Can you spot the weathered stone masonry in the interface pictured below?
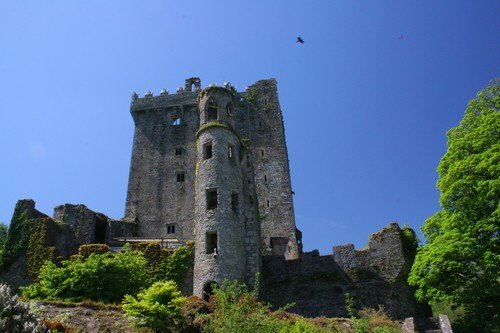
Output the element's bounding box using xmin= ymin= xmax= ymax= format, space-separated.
xmin=1 ymin=77 xmax=428 ymax=319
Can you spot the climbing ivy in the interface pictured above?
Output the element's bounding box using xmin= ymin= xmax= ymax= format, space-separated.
xmin=0 ymin=209 xmax=57 ymax=279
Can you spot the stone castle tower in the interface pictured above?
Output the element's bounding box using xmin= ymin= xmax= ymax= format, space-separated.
xmin=124 ymin=78 xmax=301 ymax=297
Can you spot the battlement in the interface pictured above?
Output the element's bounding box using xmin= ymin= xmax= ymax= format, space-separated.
xmin=130 ymin=78 xmax=242 ymax=111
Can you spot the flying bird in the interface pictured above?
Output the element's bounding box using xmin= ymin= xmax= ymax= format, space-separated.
xmin=296 ymin=36 xmax=304 ymax=44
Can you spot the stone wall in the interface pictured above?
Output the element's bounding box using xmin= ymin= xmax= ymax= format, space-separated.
xmin=0 ymin=200 xmax=127 ymax=290
xmin=261 ymin=223 xmax=430 ymax=319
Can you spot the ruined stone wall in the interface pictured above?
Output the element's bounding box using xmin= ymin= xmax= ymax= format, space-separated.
xmin=125 ymin=92 xmax=199 ymax=241
xmin=261 ymin=223 xmax=430 ymax=319
xmin=0 ymin=200 xmax=122 ymax=290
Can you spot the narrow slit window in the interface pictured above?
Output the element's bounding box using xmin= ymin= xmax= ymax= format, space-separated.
xmin=266 ymin=199 xmax=270 ymax=208
xmin=206 ymin=232 xmax=218 ymax=254
xmin=176 ymin=172 xmax=185 ymax=182
xmin=207 ymin=100 xmax=218 ymax=121
xmin=264 ymin=175 xmax=268 ymax=183
xmin=167 ymin=225 xmax=176 ymax=234
xmin=231 ymin=193 xmax=239 ymax=214
xmin=172 ymin=117 xmax=181 ymax=126
xmin=228 ymin=145 xmax=234 ymax=160
xmin=259 ymin=121 xmax=262 ymax=129
xmin=226 ymin=102 xmax=234 ymax=116
xmin=203 ymin=142 xmax=213 ymax=160
xmin=261 ymin=150 xmax=265 ymax=157
xmin=175 ymin=148 xmax=183 ymax=156
xmin=206 ymin=189 xmax=218 ymax=210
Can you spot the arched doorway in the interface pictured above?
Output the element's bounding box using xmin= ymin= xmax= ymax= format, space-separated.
xmin=202 ymin=281 xmax=218 ymax=302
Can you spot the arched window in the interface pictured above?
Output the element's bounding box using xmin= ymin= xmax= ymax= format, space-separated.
xmin=206 ymin=99 xmax=218 ymax=121
xmin=226 ymin=102 xmax=234 ymax=116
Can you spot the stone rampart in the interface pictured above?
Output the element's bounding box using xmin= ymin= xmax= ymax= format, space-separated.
xmin=261 ymin=223 xmax=430 ymax=319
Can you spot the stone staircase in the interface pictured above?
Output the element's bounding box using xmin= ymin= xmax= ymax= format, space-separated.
xmin=402 ymin=315 xmax=453 ymax=333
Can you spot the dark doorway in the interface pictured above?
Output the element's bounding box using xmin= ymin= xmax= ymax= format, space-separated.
xmin=94 ymin=216 xmax=107 ymax=244
xmin=203 ymin=281 xmax=218 ymax=302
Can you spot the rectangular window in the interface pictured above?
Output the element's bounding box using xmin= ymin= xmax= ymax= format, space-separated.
xmin=261 ymin=149 xmax=265 ymax=157
xmin=167 ymin=225 xmax=176 ymax=234
xmin=176 ymin=172 xmax=185 ymax=182
xmin=172 ymin=117 xmax=181 ymax=126
xmin=203 ymin=142 xmax=213 ymax=160
xmin=206 ymin=189 xmax=218 ymax=210
xmin=228 ymin=145 xmax=234 ymax=160
xmin=175 ymin=148 xmax=183 ymax=156
xmin=264 ymin=175 xmax=268 ymax=183
xmin=206 ymin=232 xmax=218 ymax=254
xmin=266 ymin=199 xmax=270 ymax=208
xmin=231 ymin=193 xmax=239 ymax=214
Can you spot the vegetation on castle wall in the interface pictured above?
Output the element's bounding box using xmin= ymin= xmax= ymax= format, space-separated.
xmin=0 ymin=211 xmax=56 ymax=279
xmin=400 ymin=225 xmax=418 ymax=261
xmin=22 ymin=242 xmax=194 ymax=305
xmin=78 ymin=244 xmax=110 ymax=258
xmin=22 ymin=244 xmax=148 ymax=303
xmin=0 ymin=223 xmax=8 ymax=255
xmin=26 ymin=218 xmax=57 ymax=279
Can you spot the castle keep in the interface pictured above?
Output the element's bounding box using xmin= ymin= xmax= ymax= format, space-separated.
xmin=125 ymin=78 xmax=301 ymax=296
xmin=0 ymin=77 xmax=428 ymax=319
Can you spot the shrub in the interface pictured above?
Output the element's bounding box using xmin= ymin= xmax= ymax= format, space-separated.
xmin=23 ymin=244 xmax=148 ymax=303
xmin=0 ymin=283 xmax=46 ymax=332
xmin=358 ymin=307 xmax=400 ymax=331
xmin=203 ymin=280 xmax=289 ymax=333
xmin=78 ymin=244 xmax=110 ymax=258
xmin=122 ymin=280 xmax=186 ymax=333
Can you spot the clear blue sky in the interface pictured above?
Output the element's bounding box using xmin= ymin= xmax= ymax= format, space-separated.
xmin=1 ymin=1 xmax=499 ymax=254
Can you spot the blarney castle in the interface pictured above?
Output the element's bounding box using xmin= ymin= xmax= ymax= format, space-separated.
xmin=0 ymin=78 xmax=429 ymax=319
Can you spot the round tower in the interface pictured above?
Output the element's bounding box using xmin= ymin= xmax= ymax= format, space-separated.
xmin=193 ymin=85 xmax=246 ymax=300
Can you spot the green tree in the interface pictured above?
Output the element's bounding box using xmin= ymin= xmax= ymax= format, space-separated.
xmin=122 ymin=280 xmax=186 ymax=333
xmin=409 ymin=80 xmax=499 ymax=332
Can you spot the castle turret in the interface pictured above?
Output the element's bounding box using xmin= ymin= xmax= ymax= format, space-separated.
xmin=193 ymin=85 xmax=247 ymax=299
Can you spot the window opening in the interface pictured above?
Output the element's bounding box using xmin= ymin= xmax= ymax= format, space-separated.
xmin=266 ymin=199 xmax=270 ymax=208
xmin=206 ymin=232 xmax=218 ymax=254
xmin=176 ymin=172 xmax=185 ymax=182
xmin=172 ymin=117 xmax=181 ymax=125
xmin=175 ymin=148 xmax=183 ymax=156
xmin=261 ymin=150 xmax=265 ymax=157
xmin=231 ymin=193 xmax=239 ymax=214
xmin=228 ymin=145 xmax=234 ymax=160
xmin=259 ymin=121 xmax=262 ymax=129
xmin=203 ymin=281 xmax=218 ymax=302
xmin=264 ymin=175 xmax=268 ymax=183
xmin=167 ymin=225 xmax=176 ymax=234
xmin=264 ymin=99 xmax=268 ymax=106
xmin=207 ymin=99 xmax=218 ymax=121
xmin=206 ymin=189 xmax=218 ymax=210
xmin=203 ymin=142 xmax=213 ymax=160
xmin=226 ymin=102 xmax=234 ymax=116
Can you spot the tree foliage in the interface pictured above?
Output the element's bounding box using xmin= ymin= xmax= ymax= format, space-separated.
xmin=122 ymin=280 xmax=186 ymax=333
xmin=409 ymin=80 xmax=499 ymax=332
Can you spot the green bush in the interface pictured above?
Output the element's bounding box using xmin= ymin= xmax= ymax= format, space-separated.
xmin=22 ymin=244 xmax=147 ymax=303
xmin=203 ymin=279 xmax=289 ymax=333
xmin=122 ymin=280 xmax=186 ymax=333
xmin=78 ymin=244 xmax=110 ymax=258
